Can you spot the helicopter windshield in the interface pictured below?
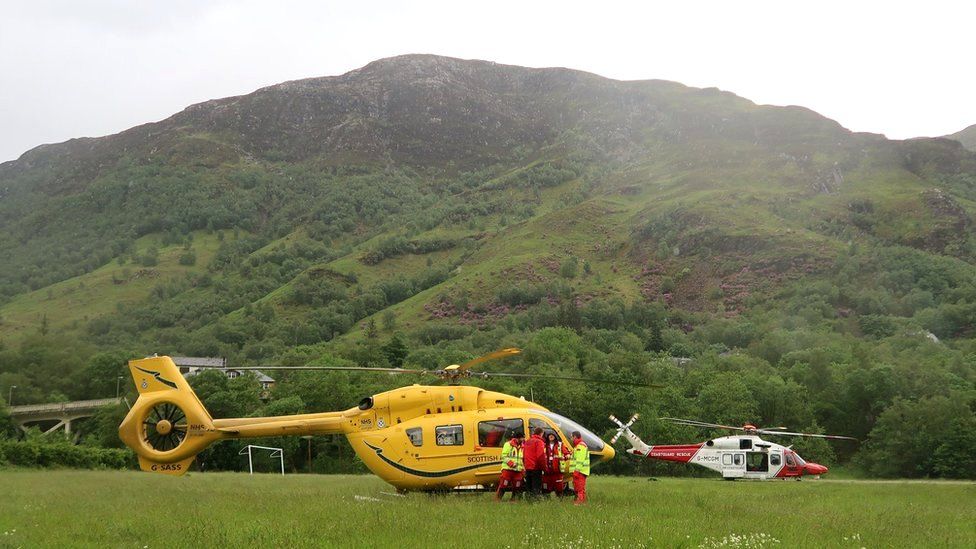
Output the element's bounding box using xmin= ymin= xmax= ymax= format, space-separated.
xmin=535 ymin=410 xmax=605 ymax=451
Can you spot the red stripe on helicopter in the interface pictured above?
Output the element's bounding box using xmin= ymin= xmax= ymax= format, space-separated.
xmin=644 ymin=444 xmax=703 ymax=462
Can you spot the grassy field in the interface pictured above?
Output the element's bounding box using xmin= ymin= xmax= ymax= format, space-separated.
xmin=0 ymin=471 xmax=973 ymax=548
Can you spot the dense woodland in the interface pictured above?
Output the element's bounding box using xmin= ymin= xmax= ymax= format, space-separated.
xmin=1 ymin=56 xmax=975 ymax=478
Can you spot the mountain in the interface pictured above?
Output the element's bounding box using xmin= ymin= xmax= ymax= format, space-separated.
xmin=946 ymin=123 xmax=976 ymax=151
xmin=3 ymin=53 xmax=976 ymax=348
xmin=2 ymin=55 xmax=975 ymax=478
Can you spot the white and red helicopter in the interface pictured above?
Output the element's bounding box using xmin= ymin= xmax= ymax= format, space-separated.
xmin=609 ymin=415 xmax=858 ymax=480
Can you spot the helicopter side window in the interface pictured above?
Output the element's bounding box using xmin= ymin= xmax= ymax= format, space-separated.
xmin=739 ymin=439 xmax=752 ymax=450
xmin=733 ymin=454 xmax=743 ymax=466
xmin=722 ymin=454 xmax=732 ymax=465
xmin=435 ymin=424 xmax=464 ymax=446
xmin=785 ymin=454 xmax=796 ymax=467
xmin=478 ymin=419 xmax=523 ymax=448
xmin=770 ymin=453 xmax=781 ymax=467
xmin=405 ymin=427 xmax=423 ymax=447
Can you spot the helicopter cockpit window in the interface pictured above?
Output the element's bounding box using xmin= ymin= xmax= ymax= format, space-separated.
xmin=534 ymin=411 xmax=605 ymax=451
xmin=785 ymin=454 xmax=796 ymax=467
xmin=529 ymin=418 xmax=559 ymax=440
xmin=435 ymin=424 xmax=464 ymax=446
xmin=405 ymin=427 xmax=423 ymax=447
xmin=478 ymin=419 xmax=523 ymax=447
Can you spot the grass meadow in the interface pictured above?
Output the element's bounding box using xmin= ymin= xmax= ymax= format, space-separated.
xmin=0 ymin=470 xmax=973 ymax=548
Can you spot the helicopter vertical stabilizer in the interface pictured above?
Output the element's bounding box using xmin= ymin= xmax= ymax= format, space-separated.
xmin=609 ymin=414 xmax=651 ymax=456
xmin=118 ymin=356 xmax=218 ymax=475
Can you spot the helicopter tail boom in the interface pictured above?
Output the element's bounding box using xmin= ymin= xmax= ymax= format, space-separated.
xmin=119 ymin=356 xmax=355 ymax=475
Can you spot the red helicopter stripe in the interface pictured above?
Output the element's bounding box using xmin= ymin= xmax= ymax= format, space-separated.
xmin=644 ymin=444 xmax=703 ymax=462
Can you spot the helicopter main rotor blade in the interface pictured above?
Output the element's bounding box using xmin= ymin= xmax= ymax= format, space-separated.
xmin=470 ymin=371 xmax=663 ymax=388
xmin=660 ymin=417 xmax=745 ymax=431
xmin=452 ymin=348 xmax=522 ymax=372
xmin=190 ymin=366 xmax=429 ymax=375
xmin=756 ymin=429 xmax=859 ymax=441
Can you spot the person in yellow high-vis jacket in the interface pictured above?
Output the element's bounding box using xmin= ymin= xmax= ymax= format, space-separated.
xmin=570 ymin=431 xmax=590 ymax=504
xmin=495 ymin=431 xmax=525 ymax=501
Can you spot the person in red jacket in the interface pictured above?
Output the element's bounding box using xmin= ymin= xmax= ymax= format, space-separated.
xmin=521 ymin=427 xmax=546 ymax=498
xmin=542 ymin=431 xmax=571 ymax=496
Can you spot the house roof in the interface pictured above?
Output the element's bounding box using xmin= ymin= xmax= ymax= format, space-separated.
xmin=181 ymin=367 xmax=274 ymax=384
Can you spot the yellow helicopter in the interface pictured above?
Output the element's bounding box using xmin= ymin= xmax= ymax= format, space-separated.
xmin=119 ymin=349 xmax=649 ymax=491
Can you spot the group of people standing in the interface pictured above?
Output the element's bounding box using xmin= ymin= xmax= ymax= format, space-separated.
xmin=495 ymin=427 xmax=590 ymax=504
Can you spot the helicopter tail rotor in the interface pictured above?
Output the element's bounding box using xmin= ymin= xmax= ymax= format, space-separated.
xmin=609 ymin=413 xmax=640 ymax=444
xmin=118 ymin=356 xmax=220 ymax=475
xmin=609 ymin=413 xmax=651 ymax=455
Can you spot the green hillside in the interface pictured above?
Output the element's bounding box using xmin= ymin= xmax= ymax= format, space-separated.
xmin=1 ymin=55 xmax=975 ymax=478
xmin=947 ymin=123 xmax=976 ymax=151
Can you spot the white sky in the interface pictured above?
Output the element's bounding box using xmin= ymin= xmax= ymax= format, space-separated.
xmin=1 ymin=0 xmax=974 ymax=162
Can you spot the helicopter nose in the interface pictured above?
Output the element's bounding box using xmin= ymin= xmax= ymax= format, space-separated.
xmin=804 ymin=462 xmax=828 ymax=476
xmin=595 ymin=443 xmax=616 ymax=462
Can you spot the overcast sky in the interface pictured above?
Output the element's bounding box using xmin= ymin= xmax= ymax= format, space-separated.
xmin=1 ymin=1 xmax=973 ymax=162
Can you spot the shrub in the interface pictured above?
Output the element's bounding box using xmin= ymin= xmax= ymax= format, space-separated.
xmin=178 ymin=250 xmax=197 ymax=266
xmin=560 ymin=257 xmax=578 ymax=279
xmin=0 ymin=440 xmax=135 ymax=470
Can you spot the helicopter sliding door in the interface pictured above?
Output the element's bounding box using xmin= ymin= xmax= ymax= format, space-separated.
xmin=743 ymin=451 xmax=770 ymax=479
xmin=720 ymin=452 xmax=746 ymax=478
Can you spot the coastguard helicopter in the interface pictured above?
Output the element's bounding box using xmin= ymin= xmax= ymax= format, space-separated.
xmin=119 ymin=349 xmax=651 ymax=491
xmin=608 ymin=415 xmax=857 ymax=480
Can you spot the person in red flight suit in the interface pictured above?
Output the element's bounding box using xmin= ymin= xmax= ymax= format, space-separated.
xmin=571 ymin=431 xmax=590 ymax=505
xmin=483 ymin=425 xmax=505 ymax=448
xmin=542 ymin=431 xmax=571 ymax=496
xmin=495 ymin=431 xmax=524 ymax=501
xmin=521 ymin=427 xmax=546 ymax=498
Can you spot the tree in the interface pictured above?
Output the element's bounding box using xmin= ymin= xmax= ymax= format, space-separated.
xmin=382 ymin=310 xmax=396 ymax=332
xmin=364 ymin=318 xmax=379 ymax=339
xmin=381 ymin=333 xmax=409 ymax=368
xmin=140 ymin=247 xmax=159 ymax=267
xmin=645 ymin=322 xmax=664 ymax=352
xmin=858 ymin=394 xmax=976 ymax=479
xmin=69 ymin=350 xmax=131 ymax=400
xmin=695 ymin=373 xmax=757 ymax=426
xmin=560 ymin=257 xmax=578 ymax=279
xmin=556 ymin=300 xmax=582 ymax=332
xmin=178 ymin=249 xmax=197 ymax=266
xmin=0 ymin=401 xmax=16 ymax=438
